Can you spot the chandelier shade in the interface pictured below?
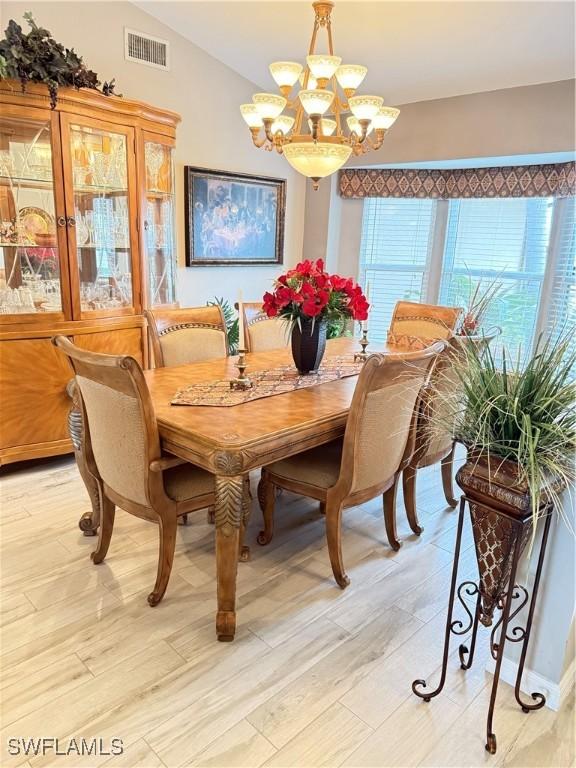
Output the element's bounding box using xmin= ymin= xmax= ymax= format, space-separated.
xmin=283 ymin=142 xmax=352 ymax=179
xmin=299 ymin=72 xmax=318 ymax=90
xmin=269 ymin=61 xmax=303 ymax=90
xmin=335 ymin=64 xmax=367 ymax=94
xmin=240 ymin=1 xmax=400 ymax=188
xmin=308 ymin=117 xmax=337 ymax=136
xmin=299 ymin=89 xmax=334 ymax=116
xmin=372 ymin=106 xmax=400 ymax=130
xmin=252 ymin=93 xmax=287 ymax=119
xmin=240 ymin=104 xmax=263 ymax=128
xmin=306 ymin=55 xmax=342 ymax=83
xmin=347 ymin=115 xmax=373 ymax=137
xmin=348 ymin=95 xmax=384 ymax=120
xmin=272 ymin=115 xmax=295 ymax=135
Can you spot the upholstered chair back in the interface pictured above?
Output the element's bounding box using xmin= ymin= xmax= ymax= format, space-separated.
xmin=340 ymin=345 xmax=444 ymax=494
xmin=242 ymin=302 xmax=290 ymax=352
xmin=387 ymin=301 xmax=462 ymax=349
xmin=146 ymin=306 xmax=228 ymax=367
xmin=412 ymin=327 xmax=502 ymax=468
xmin=53 ymin=336 xmax=160 ymax=508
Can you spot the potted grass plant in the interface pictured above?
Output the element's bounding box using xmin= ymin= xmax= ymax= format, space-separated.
xmin=444 ymin=334 xmax=575 ymax=625
xmin=456 ymin=277 xmax=504 ymax=337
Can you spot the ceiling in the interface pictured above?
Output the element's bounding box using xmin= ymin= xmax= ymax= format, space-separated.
xmin=135 ymin=1 xmax=575 ymax=105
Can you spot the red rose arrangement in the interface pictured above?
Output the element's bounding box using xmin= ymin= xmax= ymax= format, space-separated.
xmin=263 ymin=258 xmax=369 ymax=327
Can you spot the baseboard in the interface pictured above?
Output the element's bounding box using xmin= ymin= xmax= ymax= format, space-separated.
xmin=485 ymin=654 xmax=575 ymax=711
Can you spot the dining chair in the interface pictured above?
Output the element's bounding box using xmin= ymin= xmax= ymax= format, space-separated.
xmin=53 ymin=336 xmax=217 ymax=607
xmin=145 ymin=305 xmax=228 ymax=367
xmin=402 ymin=327 xmax=502 ymax=536
xmin=257 ymin=343 xmax=444 ymax=588
xmin=240 ymin=302 xmax=290 ymax=352
xmin=387 ymin=300 xmax=463 ymax=349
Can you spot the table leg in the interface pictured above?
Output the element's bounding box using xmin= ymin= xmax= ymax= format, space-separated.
xmin=214 ymin=473 xmax=244 ymax=641
xmin=239 ymin=474 xmax=252 ymax=563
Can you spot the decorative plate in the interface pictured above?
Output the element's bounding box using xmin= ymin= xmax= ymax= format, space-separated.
xmin=18 ymin=207 xmax=55 ymax=245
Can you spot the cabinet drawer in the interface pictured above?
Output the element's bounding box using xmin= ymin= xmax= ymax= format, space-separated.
xmin=73 ymin=327 xmax=144 ymax=364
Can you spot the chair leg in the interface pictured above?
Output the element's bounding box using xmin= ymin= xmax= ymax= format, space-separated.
xmin=257 ymin=475 xmax=276 ymax=545
xmin=179 ymin=513 xmax=189 ymax=526
xmin=325 ymin=500 xmax=349 ymax=589
xmin=90 ymin=492 xmax=115 ymax=564
xmin=383 ymin=475 xmax=401 ymax=551
xmin=148 ymin=514 xmax=178 ymax=607
xmin=441 ymin=445 xmax=458 ymax=507
xmin=403 ymin=466 xmax=423 ymax=535
xmin=207 ymin=506 xmax=215 ymax=524
xmin=319 ymin=502 xmax=326 ymax=515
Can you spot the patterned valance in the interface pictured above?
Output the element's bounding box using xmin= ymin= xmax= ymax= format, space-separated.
xmin=339 ymin=162 xmax=576 ymax=199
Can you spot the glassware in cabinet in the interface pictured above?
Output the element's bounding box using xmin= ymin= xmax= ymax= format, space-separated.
xmin=0 ymin=114 xmax=64 ymax=316
xmin=68 ymin=123 xmax=134 ymax=312
xmin=143 ymin=140 xmax=176 ymax=306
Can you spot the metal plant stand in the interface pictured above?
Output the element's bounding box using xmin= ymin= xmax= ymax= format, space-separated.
xmin=412 ymin=495 xmax=552 ymax=755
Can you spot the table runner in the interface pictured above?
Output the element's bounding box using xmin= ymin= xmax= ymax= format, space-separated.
xmin=171 ymin=355 xmax=364 ymax=407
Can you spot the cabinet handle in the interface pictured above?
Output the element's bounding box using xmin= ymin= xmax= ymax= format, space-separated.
xmin=57 ymin=216 xmax=67 ymax=227
xmin=67 ymin=216 xmax=76 ymax=227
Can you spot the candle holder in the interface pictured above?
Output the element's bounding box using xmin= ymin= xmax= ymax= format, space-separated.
xmin=354 ymin=328 xmax=370 ymax=362
xmin=230 ymin=348 xmax=253 ymax=390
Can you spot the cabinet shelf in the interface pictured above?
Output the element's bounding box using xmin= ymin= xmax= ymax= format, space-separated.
xmin=0 ymin=241 xmax=55 ymax=248
xmin=74 ymin=182 xmax=129 ymax=195
xmin=0 ymin=174 xmax=53 ymax=189
xmin=75 ymin=244 xmax=130 ymax=251
xmin=146 ymin=189 xmax=175 ymax=199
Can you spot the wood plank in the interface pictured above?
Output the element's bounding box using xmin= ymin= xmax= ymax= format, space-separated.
xmin=262 ymin=702 xmax=372 ymax=768
xmin=246 ymin=607 xmax=423 ymax=749
xmin=190 ymin=721 xmax=276 ymax=768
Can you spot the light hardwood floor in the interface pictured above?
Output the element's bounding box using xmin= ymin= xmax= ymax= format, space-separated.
xmin=1 ymin=454 xmax=574 ymax=768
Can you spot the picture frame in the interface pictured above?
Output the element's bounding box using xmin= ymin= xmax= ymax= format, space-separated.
xmin=184 ymin=166 xmax=286 ymax=266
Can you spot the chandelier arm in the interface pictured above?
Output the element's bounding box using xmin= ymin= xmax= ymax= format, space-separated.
xmin=308 ymin=19 xmax=320 ymax=56
xmin=294 ymin=101 xmax=305 ymax=135
xmin=263 ymin=118 xmax=275 ymax=142
xmin=372 ymin=129 xmax=386 ymax=150
xmin=333 ymin=82 xmax=343 ymax=137
xmin=250 ymin=128 xmax=269 ymax=149
xmin=326 ymin=17 xmax=334 ymax=56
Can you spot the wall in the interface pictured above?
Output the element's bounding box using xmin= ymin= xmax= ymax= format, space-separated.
xmin=348 ymin=79 xmax=575 ymax=167
xmin=486 ymin=496 xmax=576 ymax=710
xmin=303 ymin=79 xmax=576 ymax=275
xmin=1 ymin=1 xmax=306 ymax=306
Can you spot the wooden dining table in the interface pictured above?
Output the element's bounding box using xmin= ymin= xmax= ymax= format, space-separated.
xmin=144 ymin=336 xmax=390 ymax=641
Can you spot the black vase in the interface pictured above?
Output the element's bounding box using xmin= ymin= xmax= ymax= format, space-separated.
xmin=291 ymin=318 xmax=327 ymax=374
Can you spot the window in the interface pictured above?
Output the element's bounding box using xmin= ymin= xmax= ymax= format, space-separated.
xmin=359 ymin=198 xmax=435 ymax=339
xmin=439 ymin=198 xmax=553 ymax=360
xmin=359 ymin=194 xmax=574 ymax=362
xmin=544 ymin=197 xmax=576 ymax=356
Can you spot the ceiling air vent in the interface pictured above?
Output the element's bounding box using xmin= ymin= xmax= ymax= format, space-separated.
xmin=124 ymin=28 xmax=170 ymax=71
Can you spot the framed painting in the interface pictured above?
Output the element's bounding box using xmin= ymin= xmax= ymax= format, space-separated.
xmin=184 ymin=167 xmax=286 ymax=266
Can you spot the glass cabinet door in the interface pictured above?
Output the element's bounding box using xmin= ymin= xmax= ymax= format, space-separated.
xmin=142 ymin=138 xmax=176 ymax=306
xmin=0 ymin=111 xmax=68 ymax=320
xmin=63 ymin=118 xmax=138 ymax=316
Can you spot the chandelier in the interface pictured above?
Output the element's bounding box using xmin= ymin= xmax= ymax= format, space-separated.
xmin=239 ymin=1 xmax=399 ymax=190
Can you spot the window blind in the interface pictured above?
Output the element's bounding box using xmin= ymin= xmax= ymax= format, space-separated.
xmin=545 ymin=198 xmax=576 ymax=356
xmin=359 ymin=198 xmax=436 ymax=341
xmin=438 ymin=198 xmax=553 ymax=361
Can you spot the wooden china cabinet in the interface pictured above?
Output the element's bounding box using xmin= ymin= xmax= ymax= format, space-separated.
xmin=0 ymin=82 xmax=180 ymax=466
